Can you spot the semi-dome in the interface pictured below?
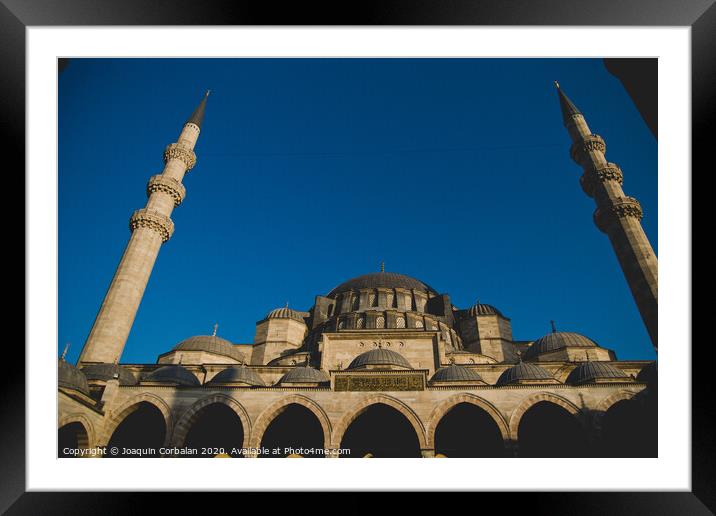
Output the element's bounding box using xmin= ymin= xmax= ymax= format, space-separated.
xmin=145 ymin=365 xmax=200 ymax=386
xmin=566 ymin=361 xmax=631 ymax=385
xmin=80 ymin=363 xmax=138 ymax=386
xmin=430 ymin=364 xmax=483 ymax=383
xmin=328 ymin=272 xmax=437 ymax=297
xmin=496 ymin=362 xmax=555 ymax=386
xmin=636 ymin=361 xmax=657 ymax=385
xmin=58 ymin=360 xmax=90 ymax=395
xmin=348 ymin=348 xmax=412 ymax=370
xmin=264 ymin=307 xmax=306 ymax=323
xmin=207 ymin=365 xmax=265 ymax=386
xmin=524 ymin=331 xmax=599 ymax=359
xmin=173 ymin=335 xmax=247 ymax=362
xmin=280 ymin=366 xmax=329 ymax=384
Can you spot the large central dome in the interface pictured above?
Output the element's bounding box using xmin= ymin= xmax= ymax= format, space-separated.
xmin=328 ymin=272 xmax=437 ymax=297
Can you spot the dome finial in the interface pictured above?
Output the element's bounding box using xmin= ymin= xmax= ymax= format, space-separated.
xmin=60 ymin=342 xmax=70 ymax=361
xmin=554 ymin=80 xmax=560 ymax=89
xmin=380 ymin=261 xmax=385 ymax=273
xmin=212 ymin=322 xmax=218 ymax=337
xmin=550 ymin=320 xmax=557 ymax=333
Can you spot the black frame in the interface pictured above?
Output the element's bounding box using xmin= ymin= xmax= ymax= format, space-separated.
xmin=5 ymin=0 xmax=707 ymax=513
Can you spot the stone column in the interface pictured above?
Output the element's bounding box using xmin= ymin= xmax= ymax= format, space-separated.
xmin=79 ymin=94 xmax=208 ymax=364
xmin=557 ymin=84 xmax=658 ymax=351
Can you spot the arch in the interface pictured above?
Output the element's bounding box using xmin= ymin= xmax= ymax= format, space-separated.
xmin=332 ymin=394 xmax=427 ymax=449
xmin=426 ymin=394 xmax=509 ymax=447
xmin=58 ymin=413 xmax=96 ymax=449
xmin=508 ymin=392 xmax=582 ymax=441
xmin=249 ymin=395 xmax=332 ymax=450
xmin=171 ymin=393 xmax=251 ymax=450
xmin=101 ymin=392 xmax=173 ymax=447
xmin=596 ymin=389 xmax=638 ymax=413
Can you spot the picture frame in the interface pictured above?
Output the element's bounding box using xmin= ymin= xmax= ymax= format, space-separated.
xmin=4 ymin=0 xmax=707 ymax=512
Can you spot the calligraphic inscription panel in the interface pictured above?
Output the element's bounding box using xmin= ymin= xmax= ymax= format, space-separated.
xmin=334 ymin=374 xmax=424 ymax=391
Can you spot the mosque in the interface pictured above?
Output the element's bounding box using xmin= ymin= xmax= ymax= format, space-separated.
xmin=58 ymin=85 xmax=658 ymax=458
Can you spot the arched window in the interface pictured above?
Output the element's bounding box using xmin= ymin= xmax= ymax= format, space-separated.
xmin=375 ymin=316 xmax=385 ymax=329
xmin=396 ymin=317 xmax=406 ymax=329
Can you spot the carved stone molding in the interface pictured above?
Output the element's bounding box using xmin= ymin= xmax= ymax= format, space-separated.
xmin=580 ymin=162 xmax=624 ymax=197
xmin=147 ymin=175 xmax=186 ymax=206
xmin=593 ymin=196 xmax=643 ymax=232
xmin=129 ymin=208 xmax=175 ymax=242
xmin=163 ymin=143 xmax=196 ymax=171
xmin=570 ymin=134 xmax=606 ymax=164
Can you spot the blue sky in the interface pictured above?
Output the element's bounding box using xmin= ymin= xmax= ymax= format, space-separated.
xmin=59 ymin=58 xmax=657 ymax=364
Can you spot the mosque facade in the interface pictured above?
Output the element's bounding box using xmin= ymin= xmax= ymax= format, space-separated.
xmin=58 ymin=85 xmax=658 ymax=458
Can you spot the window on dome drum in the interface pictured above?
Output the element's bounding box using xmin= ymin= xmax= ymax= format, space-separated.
xmin=415 ymin=319 xmax=424 ymax=329
xmin=517 ymin=402 xmax=587 ymax=458
xmin=340 ymin=403 xmax=421 ymax=458
xmin=387 ymin=293 xmax=394 ymax=308
xmin=356 ymin=317 xmax=365 ymax=329
xmin=259 ymin=404 xmax=325 ymax=458
xmin=376 ymin=316 xmax=385 ymax=329
xmin=434 ymin=403 xmax=506 ymax=458
xmin=58 ymin=422 xmax=89 ymax=457
xmin=107 ymin=402 xmax=166 ymax=458
xmin=369 ymin=293 xmax=376 ymax=307
xmin=396 ymin=317 xmax=406 ymax=329
xmin=404 ymin=295 xmax=413 ymax=310
xmin=183 ymin=403 xmax=245 ymax=457
xmin=352 ymin=295 xmax=360 ymax=311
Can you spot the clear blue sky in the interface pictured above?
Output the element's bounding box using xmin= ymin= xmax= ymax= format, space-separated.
xmin=59 ymin=58 xmax=657 ymax=364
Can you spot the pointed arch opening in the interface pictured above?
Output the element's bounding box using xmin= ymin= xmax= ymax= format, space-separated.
xmin=259 ymin=404 xmax=325 ymax=458
xmin=340 ymin=403 xmax=421 ymax=458
xmin=434 ymin=403 xmax=506 ymax=457
xmin=601 ymin=398 xmax=657 ymax=457
xmin=58 ymin=421 xmax=90 ymax=457
xmin=107 ymin=401 xmax=166 ymax=457
xmin=517 ymin=401 xmax=586 ymax=457
xmin=183 ymin=403 xmax=245 ymax=457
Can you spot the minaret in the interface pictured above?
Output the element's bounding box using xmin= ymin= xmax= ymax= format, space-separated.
xmin=555 ymin=82 xmax=658 ymax=351
xmin=78 ymin=92 xmax=210 ymax=364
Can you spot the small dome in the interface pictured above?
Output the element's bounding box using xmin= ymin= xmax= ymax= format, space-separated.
xmin=173 ymin=335 xmax=246 ymax=363
xmin=430 ymin=364 xmax=483 ymax=383
xmin=80 ymin=363 xmax=137 ymax=386
xmin=348 ymin=348 xmax=412 ymax=370
xmin=264 ymin=307 xmax=306 ymax=323
xmin=280 ymin=366 xmax=329 ymax=384
xmin=524 ymin=331 xmax=599 ymax=359
xmin=636 ymin=361 xmax=657 ymax=385
xmin=145 ymin=365 xmax=200 ymax=386
xmin=58 ymin=360 xmax=90 ymax=395
xmin=566 ymin=362 xmax=631 ymax=385
xmin=207 ymin=365 xmax=265 ymax=386
xmin=328 ymin=272 xmax=437 ymax=296
xmin=462 ymin=303 xmax=506 ymax=318
xmin=496 ymin=362 xmax=555 ymax=386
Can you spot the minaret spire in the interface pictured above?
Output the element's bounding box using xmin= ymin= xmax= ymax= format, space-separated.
xmin=78 ymin=92 xmax=209 ymax=365
xmin=187 ymin=90 xmax=210 ymax=128
xmin=555 ymin=83 xmax=658 ymax=351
